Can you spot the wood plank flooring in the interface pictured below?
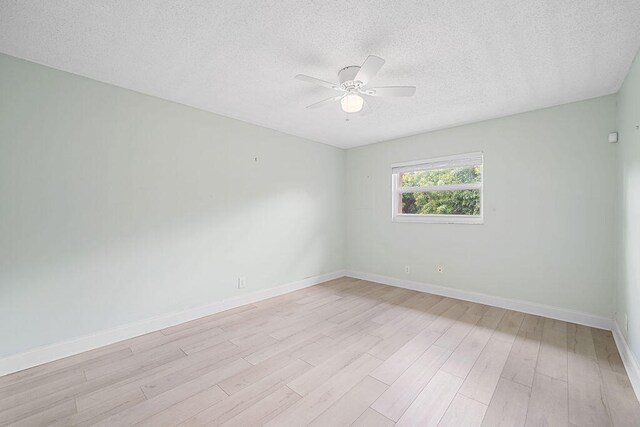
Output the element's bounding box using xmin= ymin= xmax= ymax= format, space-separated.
xmin=1 ymin=277 xmax=639 ymax=426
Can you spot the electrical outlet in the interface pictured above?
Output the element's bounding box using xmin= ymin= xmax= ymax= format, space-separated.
xmin=404 ymin=265 xmax=411 ymax=274
xmin=437 ymin=265 xmax=444 ymax=274
xmin=237 ymin=277 xmax=246 ymax=289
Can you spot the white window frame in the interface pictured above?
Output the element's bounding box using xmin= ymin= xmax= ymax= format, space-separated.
xmin=391 ymin=152 xmax=484 ymax=224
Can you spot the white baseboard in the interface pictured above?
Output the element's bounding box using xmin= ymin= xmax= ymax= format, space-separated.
xmin=349 ymin=270 xmax=640 ymax=403
xmin=3 ymin=267 xmax=633 ymax=396
xmin=612 ymin=321 xmax=640 ymax=400
xmin=0 ymin=270 xmax=346 ymax=377
xmin=346 ymin=271 xmax=613 ymax=330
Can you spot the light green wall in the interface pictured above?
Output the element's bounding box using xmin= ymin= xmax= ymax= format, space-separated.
xmin=346 ymin=95 xmax=617 ymax=317
xmin=616 ymin=50 xmax=640 ymax=361
xmin=0 ymin=49 xmax=630 ymax=360
xmin=0 ymin=54 xmax=345 ymax=357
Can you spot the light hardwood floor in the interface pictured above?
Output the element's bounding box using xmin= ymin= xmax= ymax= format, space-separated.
xmin=1 ymin=277 xmax=639 ymax=426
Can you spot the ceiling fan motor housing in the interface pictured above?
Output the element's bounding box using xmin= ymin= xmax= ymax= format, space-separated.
xmin=295 ymin=55 xmax=415 ymax=109
xmin=338 ymin=66 xmax=362 ymax=90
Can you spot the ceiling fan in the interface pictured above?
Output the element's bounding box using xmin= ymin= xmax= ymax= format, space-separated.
xmin=295 ymin=55 xmax=416 ymax=113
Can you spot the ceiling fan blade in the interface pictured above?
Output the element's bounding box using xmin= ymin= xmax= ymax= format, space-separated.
xmin=365 ymin=86 xmax=416 ymax=97
xmin=355 ymin=55 xmax=385 ymax=85
xmin=295 ymin=74 xmax=343 ymax=91
xmin=306 ymin=94 xmax=344 ymax=109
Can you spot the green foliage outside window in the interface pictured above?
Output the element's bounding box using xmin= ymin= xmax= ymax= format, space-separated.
xmin=400 ymin=166 xmax=481 ymax=215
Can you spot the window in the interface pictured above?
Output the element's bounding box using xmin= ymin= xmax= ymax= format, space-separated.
xmin=391 ymin=152 xmax=483 ymax=224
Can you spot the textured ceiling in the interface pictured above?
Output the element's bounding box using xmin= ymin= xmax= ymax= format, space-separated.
xmin=1 ymin=1 xmax=640 ymax=148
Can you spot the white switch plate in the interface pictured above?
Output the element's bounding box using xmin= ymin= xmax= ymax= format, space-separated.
xmin=238 ymin=277 xmax=246 ymax=289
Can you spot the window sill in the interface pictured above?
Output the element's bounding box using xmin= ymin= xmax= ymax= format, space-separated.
xmin=392 ymin=214 xmax=484 ymax=225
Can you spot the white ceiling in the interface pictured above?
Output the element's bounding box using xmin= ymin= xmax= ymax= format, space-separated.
xmin=1 ymin=1 xmax=639 ymax=148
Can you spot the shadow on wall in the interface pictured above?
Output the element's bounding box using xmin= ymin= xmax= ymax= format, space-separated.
xmin=0 ymin=174 xmax=339 ymax=356
xmin=0 ymin=52 xmax=344 ymax=357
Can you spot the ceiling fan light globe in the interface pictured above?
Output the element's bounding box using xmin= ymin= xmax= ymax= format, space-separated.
xmin=341 ymin=94 xmax=364 ymax=113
